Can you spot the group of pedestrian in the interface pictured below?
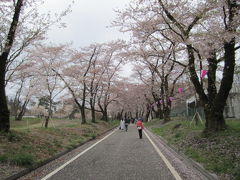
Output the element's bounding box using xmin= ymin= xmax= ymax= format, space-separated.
xmin=119 ymin=117 xmax=144 ymax=139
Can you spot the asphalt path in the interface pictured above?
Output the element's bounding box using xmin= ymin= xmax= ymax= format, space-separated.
xmin=19 ymin=124 xmax=216 ymax=180
xmin=41 ymin=124 xmax=176 ymax=180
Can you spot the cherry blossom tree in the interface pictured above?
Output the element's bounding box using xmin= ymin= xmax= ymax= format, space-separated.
xmin=52 ymin=41 xmax=125 ymax=123
xmin=157 ymin=0 xmax=239 ymax=132
xmin=31 ymin=44 xmax=68 ymax=128
xmin=121 ymin=38 xmax=186 ymax=122
xmin=0 ymin=0 xmax=23 ymax=132
xmin=0 ymin=0 xmax=71 ymax=132
xmin=95 ymin=41 xmax=125 ymax=121
xmin=9 ymin=70 xmax=36 ymax=121
xmin=86 ymin=46 xmax=105 ymax=123
xmin=53 ymin=45 xmax=98 ymax=124
xmin=133 ymin=60 xmax=163 ymax=119
xmin=108 ymin=79 xmax=150 ymax=121
xmin=114 ymin=0 xmax=240 ymax=132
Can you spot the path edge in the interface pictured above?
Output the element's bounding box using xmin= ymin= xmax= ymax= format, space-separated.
xmin=144 ymin=127 xmax=219 ymax=180
xmin=4 ymin=126 xmax=118 ymax=180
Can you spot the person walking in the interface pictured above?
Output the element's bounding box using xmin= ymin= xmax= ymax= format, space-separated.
xmin=120 ymin=119 xmax=125 ymax=130
xmin=136 ymin=118 xmax=144 ymax=139
xmin=124 ymin=118 xmax=130 ymax=132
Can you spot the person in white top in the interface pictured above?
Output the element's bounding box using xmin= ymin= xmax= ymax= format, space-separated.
xmin=119 ymin=119 xmax=125 ymax=130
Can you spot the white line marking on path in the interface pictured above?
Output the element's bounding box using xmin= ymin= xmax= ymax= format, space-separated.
xmin=144 ymin=130 xmax=183 ymax=180
xmin=41 ymin=129 xmax=118 ymax=180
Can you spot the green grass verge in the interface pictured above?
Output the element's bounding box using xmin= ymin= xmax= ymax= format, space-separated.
xmin=10 ymin=117 xmax=42 ymax=128
xmin=0 ymin=118 xmax=118 ymax=170
xmin=0 ymin=151 xmax=35 ymax=167
xmin=146 ymin=117 xmax=240 ymax=179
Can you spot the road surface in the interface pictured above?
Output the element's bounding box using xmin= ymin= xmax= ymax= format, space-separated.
xmin=18 ymin=124 xmax=216 ymax=180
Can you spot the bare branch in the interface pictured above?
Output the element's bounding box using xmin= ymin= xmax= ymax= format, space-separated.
xmin=158 ymin=0 xmax=186 ymax=36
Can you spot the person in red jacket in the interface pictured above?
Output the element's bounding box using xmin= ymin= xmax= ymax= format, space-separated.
xmin=136 ymin=118 xmax=144 ymax=139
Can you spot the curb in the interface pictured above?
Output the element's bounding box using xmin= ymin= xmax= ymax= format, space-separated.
xmin=4 ymin=125 xmax=118 ymax=180
xmin=145 ymin=127 xmax=219 ymax=180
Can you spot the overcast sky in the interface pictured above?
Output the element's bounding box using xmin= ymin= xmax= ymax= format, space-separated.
xmin=41 ymin=0 xmax=130 ymax=48
xmin=39 ymin=0 xmax=133 ymax=77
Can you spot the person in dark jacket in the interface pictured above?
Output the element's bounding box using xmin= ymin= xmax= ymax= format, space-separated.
xmin=124 ymin=118 xmax=130 ymax=132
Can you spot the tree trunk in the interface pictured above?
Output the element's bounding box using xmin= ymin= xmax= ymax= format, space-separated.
xmin=163 ymin=107 xmax=171 ymax=123
xmin=204 ymin=105 xmax=226 ymax=132
xmin=98 ymin=99 xmax=108 ymax=122
xmin=90 ymin=97 xmax=96 ymax=123
xmin=80 ymin=107 xmax=86 ymax=124
xmin=129 ymin=111 xmax=132 ymax=118
xmin=145 ymin=107 xmax=151 ymax=122
xmin=101 ymin=111 xmax=108 ymax=121
xmin=91 ymin=106 xmax=96 ymax=123
xmin=124 ymin=112 xmax=127 ymax=119
xmin=159 ymin=107 xmax=163 ymax=119
xmin=16 ymin=113 xmax=24 ymax=121
xmin=69 ymin=108 xmax=78 ymax=119
xmin=12 ymin=100 xmax=19 ymax=120
xmin=186 ymin=44 xmax=227 ymax=133
xmin=141 ymin=109 xmax=145 ymax=118
xmin=15 ymin=107 xmax=25 ymax=121
xmin=102 ymin=107 xmax=108 ymax=122
xmin=118 ymin=109 xmax=123 ymax=120
xmin=156 ymin=104 xmax=163 ymax=119
xmin=44 ymin=116 xmax=49 ymax=128
xmin=0 ymin=0 xmax=23 ymax=132
xmin=15 ymin=99 xmax=29 ymax=121
xmin=135 ymin=108 xmax=139 ymax=119
xmin=0 ymin=58 xmax=10 ymax=131
xmin=44 ymin=100 xmax=53 ymax=128
xmin=99 ymin=103 xmax=108 ymax=122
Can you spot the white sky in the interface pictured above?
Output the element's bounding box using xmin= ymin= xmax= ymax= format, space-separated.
xmin=40 ymin=0 xmax=133 ymax=77
xmin=41 ymin=0 xmax=131 ymax=48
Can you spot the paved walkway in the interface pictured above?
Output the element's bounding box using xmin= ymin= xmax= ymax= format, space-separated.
xmin=18 ymin=124 xmax=216 ymax=180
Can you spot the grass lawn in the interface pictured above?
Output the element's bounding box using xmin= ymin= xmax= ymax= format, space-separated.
xmin=146 ymin=117 xmax=240 ymax=180
xmin=0 ymin=117 xmax=118 ymax=179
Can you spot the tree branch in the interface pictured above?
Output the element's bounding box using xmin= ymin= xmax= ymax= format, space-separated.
xmin=158 ymin=0 xmax=186 ymax=36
